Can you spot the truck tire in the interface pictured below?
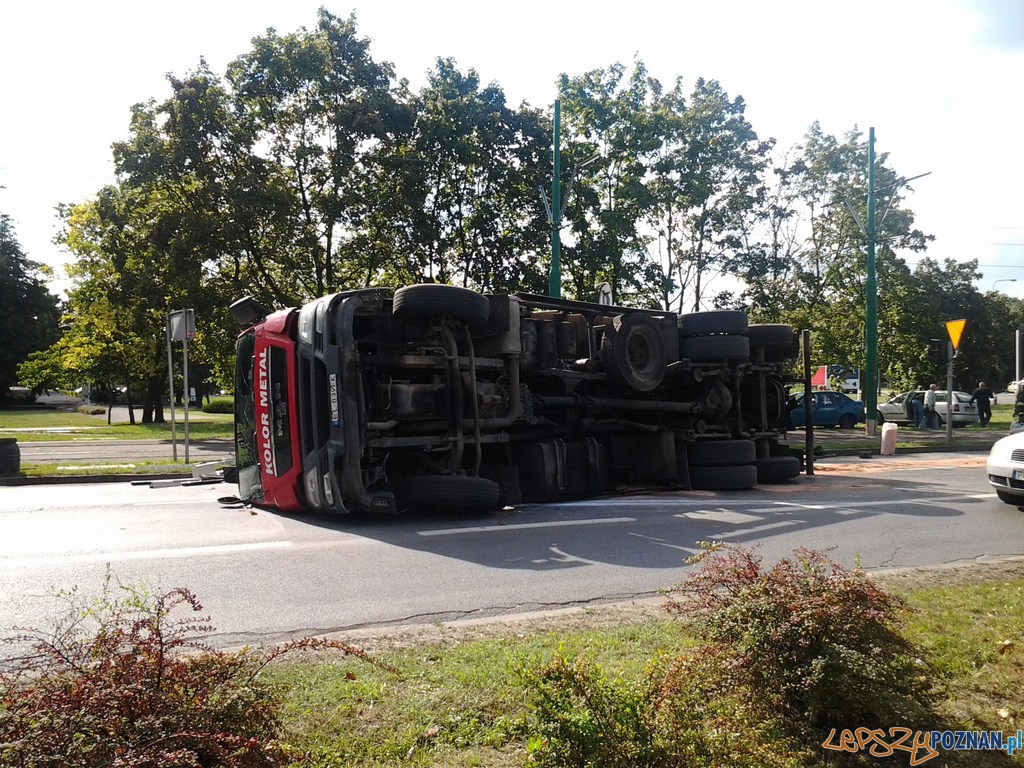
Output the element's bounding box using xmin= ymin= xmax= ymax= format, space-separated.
xmin=747 ymin=324 xmax=795 ymax=347
xmin=687 ymin=439 xmax=756 ymax=467
xmin=689 ymin=463 xmax=758 ymax=491
xmin=392 ymin=284 xmax=491 ymax=325
xmin=679 ymin=334 xmax=750 ymax=361
xmin=601 ymin=313 xmax=667 ymax=392
xmin=398 ymin=474 xmax=501 ymax=511
xmin=678 ymin=310 xmax=748 ymax=337
xmin=754 ymin=455 xmax=802 ymax=483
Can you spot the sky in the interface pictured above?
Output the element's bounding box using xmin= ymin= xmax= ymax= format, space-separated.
xmin=2 ymin=0 xmax=1023 ymax=298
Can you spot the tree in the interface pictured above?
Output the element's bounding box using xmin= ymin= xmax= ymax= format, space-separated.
xmin=0 ymin=214 xmax=61 ymax=402
xmin=226 ymin=9 xmax=410 ymax=300
xmin=645 ymin=77 xmax=771 ymax=312
xmin=393 ymin=58 xmax=549 ymax=292
xmin=556 ymin=60 xmax=660 ymax=304
xmin=731 ymin=124 xmax=933 ymax=385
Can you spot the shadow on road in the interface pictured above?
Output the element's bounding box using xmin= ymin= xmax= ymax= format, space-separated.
xmin=228 ymin=466 xmax=993 ymax=573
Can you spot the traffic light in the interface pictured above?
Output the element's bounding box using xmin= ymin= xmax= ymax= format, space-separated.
xmin=927 ymin=338 xmax=945 ymax=363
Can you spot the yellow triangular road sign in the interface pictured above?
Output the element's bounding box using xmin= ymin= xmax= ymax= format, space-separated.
xmin=946 ymin=319 xmax=966 ymax=350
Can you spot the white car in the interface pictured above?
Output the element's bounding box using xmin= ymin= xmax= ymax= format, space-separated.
xmin=1008 ymin=381 xmax=1022 ymax=395
xmin=986 ymin=431 xmax=1024 ymax=505
xmin=876 ymin=390 xmax=979 ymax=426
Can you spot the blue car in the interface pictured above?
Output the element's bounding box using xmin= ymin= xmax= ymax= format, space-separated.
xmin=788 ymin=390 xmax=866 ymax=429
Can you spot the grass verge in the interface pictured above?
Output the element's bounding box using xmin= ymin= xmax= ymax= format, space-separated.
xmin=0 ymin=407 xmax=233 ymax=441
xmin=256 ymin=561 xmax=1024 ymax=767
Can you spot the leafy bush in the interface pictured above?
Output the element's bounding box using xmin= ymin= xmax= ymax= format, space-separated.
xmin=202 ymin=396 xmax=234 ymax=414
xmin=0 ymin=577 xmax=384 ymax=767
xmin=665 ymin=543 xmax=933 ymax=735
xmin=522 ymin=652 xmax=802 ymax=768
xmin=3 ymin=387 xmax=36 ymax=406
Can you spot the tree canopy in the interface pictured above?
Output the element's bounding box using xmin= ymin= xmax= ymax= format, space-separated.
xmin=8 ymin=9 xmax=1019 ymax=409
xmin=0 ymin=215 xmax=61 ymax=402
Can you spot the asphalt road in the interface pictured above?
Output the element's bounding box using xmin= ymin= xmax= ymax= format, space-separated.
xmin=1 ymin=453 xmax=1019 ymax=650
xmin=16 ymin=438 xmax=232 ymax=465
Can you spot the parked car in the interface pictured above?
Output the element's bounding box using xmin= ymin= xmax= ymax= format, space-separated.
xmin=788 ymin=390 xmax=866 ymax=429
xmin=1007 ymin=381 xmax=1021 ymax=395
xmin=877 ymin=390 xmax=979 ymax=426
xmin=986 ymin=431 xmax=1024 ymax=505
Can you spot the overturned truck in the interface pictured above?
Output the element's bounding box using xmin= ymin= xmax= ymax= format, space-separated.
xmin=229 ymin=284 xmax=801 ymax=514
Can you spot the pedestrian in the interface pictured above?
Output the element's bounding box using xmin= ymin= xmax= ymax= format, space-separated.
xmin=912 ymin=391 xmax=926 ymax=428
xmin=924 ymin=384 xmax=939 ymax=429
xmin=968 ymin=381 xmax=994 ymax=427
xmin=1013 ymin=388 xmax=1024 ymax=433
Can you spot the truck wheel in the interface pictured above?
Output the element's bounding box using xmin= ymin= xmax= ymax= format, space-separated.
xmin=678 ymin=310 xmax=748 ymax=337
xmin=392 ymin=284 xmax=491 ymax=325
xmin=398 ymin=474 xmax=501 ymax=511
xmin=601 ymin=313 xmax=667 ymax=392
xmin=747 ymin=324 xmax=795 ymax=347
xmin=679 ymin=334 xmax=750 ymax=361
xmin=754 ymin=455 xmax=802 ymax=483
xmin=687 ymin=439 xmax=756 ymax=467
xmin=689 ymin=464 xmax=758 ymax=491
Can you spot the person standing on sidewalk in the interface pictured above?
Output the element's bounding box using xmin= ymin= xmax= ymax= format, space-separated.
xmin=912 ymin=391 xmax=926 ymax=428
xmin=924 ymin=384 xmax=940 ymax=429
xmin=969 ymin=382 xmax=994 ymax=426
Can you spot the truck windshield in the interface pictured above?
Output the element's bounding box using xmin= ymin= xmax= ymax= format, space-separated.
xmin=233 ymin=330 xmax=262 ymax=501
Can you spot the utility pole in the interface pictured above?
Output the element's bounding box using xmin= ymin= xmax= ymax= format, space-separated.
xmin=864 ymin=127 xmax=878 ymax=437
xmin=548 ymin=99 xmax=562 ymax=298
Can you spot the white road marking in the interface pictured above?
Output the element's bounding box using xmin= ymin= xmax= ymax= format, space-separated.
xmin=416 ymin=517 xmax=636 ymax=536
xmin=0 ymin=540 xmax=293 ymax=568
xmin=676 ymin=509 xmax=762 ymax=524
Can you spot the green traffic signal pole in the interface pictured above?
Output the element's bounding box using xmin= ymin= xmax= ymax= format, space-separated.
xmin=548 ymin=99 xmax=561 ymax=298
xmin=864 ymin=127 xmax=878 ymax=437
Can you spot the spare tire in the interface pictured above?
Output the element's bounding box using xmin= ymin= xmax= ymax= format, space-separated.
xmin=689 ymin=463 xmax=758 ymax=491
xmin=754 ymin=455 xmax=802 ymax=483
xmin=679 ymin=334 xmax=750 ymax=361
xmin=601 ymin=313 xmax=667 ymax=392
xmin=687 ymin=439 xmax=757 ymax=467
xmin=678 ymin=310 xmax=748 ymax=337
xmin=398 ymin=474 xmax=501 ymax=511
xmin=748 ymin=323 xmax=796 ymax=347
xmin=392 ymin=284 xmax=491 ymax=325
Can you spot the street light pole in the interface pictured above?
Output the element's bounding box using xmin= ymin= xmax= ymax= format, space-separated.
xmin=991 ymin=280 xmax=1020 ymax=382
xmin=864 ymin=128 xmax=878 ymax=437
xmin=548 ymin=99 xmax=561 ymax=298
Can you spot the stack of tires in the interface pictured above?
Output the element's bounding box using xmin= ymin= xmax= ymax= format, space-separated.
xmin=678 ymin=311 xmax=803 ymax=489
xmin=677 ymin=310 xmax=749 ymax=361
xmin=687 ymin=438 xmax=758 ymax=490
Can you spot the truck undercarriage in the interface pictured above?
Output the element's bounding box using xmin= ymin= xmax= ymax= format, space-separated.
xmin=231 ymin=285 xmax=800 ymax=514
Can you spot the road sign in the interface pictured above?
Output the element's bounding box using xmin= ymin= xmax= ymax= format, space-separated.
xmin=945 ymin=319 xmax=966 ymax=350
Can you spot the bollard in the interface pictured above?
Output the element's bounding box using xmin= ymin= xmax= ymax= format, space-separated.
xmin=880 ymin=422 xmax=898 ymax=455
xmin=0 ymin=438 xmax=20 ymax=476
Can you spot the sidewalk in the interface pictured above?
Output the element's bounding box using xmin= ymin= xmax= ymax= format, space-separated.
xmin=787 ymin=422 xmax=1004 ymax=457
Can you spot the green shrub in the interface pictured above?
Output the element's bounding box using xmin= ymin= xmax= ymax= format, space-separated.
xmin=4 ymin=387 xmax=36 ymax=406
xmin=0 ymin=576 xmax=384 ymax=767
xmin=665 ymin=543 xmax=933 ymax=735
xmin=203 ymin=396 xmax=234 ymax=414
xmin=522 ymin=652 xmax=802 ymax=768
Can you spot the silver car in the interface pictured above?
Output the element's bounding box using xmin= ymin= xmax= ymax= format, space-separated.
xmin=877 ymin=390 xmax=979 ymax=426
xmin=987 ymin=431 xmax=1024 ymax=505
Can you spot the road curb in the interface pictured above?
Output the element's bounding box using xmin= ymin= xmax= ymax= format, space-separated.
xmin=0 ymin=472 xmax=195 ymax=486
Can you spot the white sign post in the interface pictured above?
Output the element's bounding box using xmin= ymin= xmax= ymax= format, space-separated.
xmin=167 ymin=309 xmax=196 ymax=463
